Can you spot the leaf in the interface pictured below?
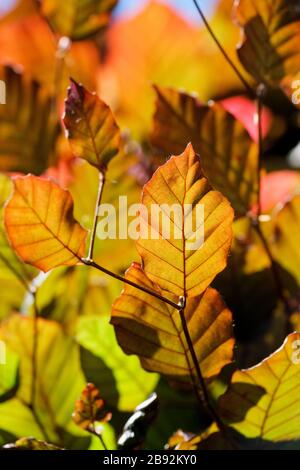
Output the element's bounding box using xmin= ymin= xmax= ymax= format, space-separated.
xmin=111 ymin=263 xmax=234 ymax=386
xmin=77 ymin=316 xmax=159 ymax=412
xmin=265 ymin=194 xmax=300 ymax=289
xmin=39 ymin=0 xmax=118 ymax=40
xmin=0 ymin=316 xmax=89 ymax=447
xmin=151 ymin=86 xmax=258 ymax=215
xmin=221 ymin=95 xmax=285 ymax=147
xmin=73 ymin=383 xmax=112 ymax=432
xmin=235 ymin=0 xmax=300 ymax=101
xmin=0 ymin=174 xmax=37 ymax=318
xmin=0 ymin=14 xmax=101 ymax=94
xmin=218 ymin=333 xmax=300 ymax=445
xmin=137 ymin=143 xmax=234 ymax=297
xmin=258 ymin=170 xmax=300 ymax=214
xmin=4 ymin=437 xmax=62 ymax=450
xmin=0 ymin=66 xmax=59 ymax=175
xmin=64 ymin=79 xmax=121 ymax=171
xmin=4 ymin=175 xmax=87 ymax=272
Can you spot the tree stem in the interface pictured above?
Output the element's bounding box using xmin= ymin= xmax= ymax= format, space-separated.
xmin=192 ymin=0 xmax=253 ymax=96
xmin=87 ymin=171 xmax=106 ymax=261
xmin=178 ymin=298 xmax=226 ymax=433
xmin=81 ymin=258 xmax=182 ymax=311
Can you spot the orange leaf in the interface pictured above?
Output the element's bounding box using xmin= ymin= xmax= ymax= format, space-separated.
xmin=151 ymin=86 xmax=258 ymax=215
xmin=111 ymin=263 xmax=234 ymax=385
xmin=73 ymin=383 xmax=112 ymax=432
xmin=64 ymin=79 xmax=121 ymax=171
xmin=137 ymin=143 xmax=234 ymax=298
xmin=235 ymin=0 xmax=300 ymax=102
xmin=4 ymin=175 xmax=87 ymax=272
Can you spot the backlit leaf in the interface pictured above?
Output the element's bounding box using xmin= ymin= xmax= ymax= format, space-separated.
xmin=111 ymin=263 xmax=234 ymax=386
xmin=0 ymin=316 xmax=90 ymax=447
xmin=64 ymin=79 xmax=121 ymax=171
xmin=0 ymin=66 xmax=59 ymax=175
xmin=4 ymin=175 xmax=87 ymax=272
xmin=39 ymin=0 xmax=118 ymax=40
xmin=235 ymin=0 xmax=300 ymax=102
xmin=151 ymin=86 xmax=258 ymax=215
xmin=77 ymin=316 xmax=159 ymax=412
xmin=137 ymin=143 xmax=234 ymax=298
xmin=73 ymin=383 xmax=112 ymax=432
xmin=219 ymin=333 xmax=300 ymax=445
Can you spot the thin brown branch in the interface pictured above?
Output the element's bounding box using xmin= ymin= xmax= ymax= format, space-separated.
xmin=192 ymin=0 xmax=253 ymax=96
xmin=87 ymin=171 xmax=106 ymax=261
xmin=178 ymin=297 xmax=227 ymax=433
xmin=81 ymin=258 xmax=182 ymax=311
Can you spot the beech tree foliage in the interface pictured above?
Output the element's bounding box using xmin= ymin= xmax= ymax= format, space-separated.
xmin=0 ymin=0 xmax=300 ymax=451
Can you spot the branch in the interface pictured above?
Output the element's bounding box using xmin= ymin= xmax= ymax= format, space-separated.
xmin=192 ymin=0 xmax=253 ymax=96
xmin=81 ymin=258 xmax=182 ymax=311
xmin=178 ymin=296 xmax=227 ymax=433
xmin=87 ymin=171 xmax=106 ymax=261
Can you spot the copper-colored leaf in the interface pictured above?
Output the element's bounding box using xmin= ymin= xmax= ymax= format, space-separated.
xmin=73 ymin=383 xmax=112 ymax=432
xmin=64 ymin=79 xmax=121 ymax=171
xmin=111 ymin=263 xmax=234 ymax=386
xmin=137 ymin=143 xmax=234 ymax=298
xmin=151 ymin=86 xmax=258 ymax=215
xmin=39 ymin=0 xmax=118 ymax=40
xmin=4 ymin=175 xmax=87 ymax=272
xmin=0 ymin=66 xmax=59 ymax=175
xmin=235 ymin=0 xmax=300 ymax=102
xmin=219 ymin=333 xmax=300 ymax=444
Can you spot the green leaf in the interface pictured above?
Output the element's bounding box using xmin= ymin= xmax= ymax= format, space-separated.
xmin=77 ymin=316 xmax=159 ymax=412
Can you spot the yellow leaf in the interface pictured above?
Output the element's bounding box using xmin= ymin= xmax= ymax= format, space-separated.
xmin=137 ymin=143 xmax=234 ymax=298
xmin=219 ymin=333 xmax=300 ymax=443
xmin=111 ymin=262 xmax=234 ymax=385
xmin=235 ymin=0 xmax=300 ymax=102
xmin=4 ymin=175 xmax=87 ymax=272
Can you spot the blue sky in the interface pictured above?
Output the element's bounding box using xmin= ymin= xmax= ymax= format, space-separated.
xmin=0 ymin=0 xmax=217 ymax=21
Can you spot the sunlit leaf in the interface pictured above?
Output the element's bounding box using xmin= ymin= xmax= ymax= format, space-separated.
xmin=77 ymin=316 xmax=159 ymax=412
xmin=0 ymin=66 xmax=59 ymax=175
xmin=137 ymin=143 xmax=234 ymax=297
xmin=219 ymin=333 xmax=300 ymax=446
xmin=64 ymin=79 xmax=121 ymax=171
xmin=39 ymin=0 xmax=118 ymax=40
xmin=73 ymin=383 xmax=112 ymax=432
xmin=151 ymin=87 xmax=258 ymax=215
xmin=235 ymin=0 xmax=300 ymax=102
xmin=111 ymin=263 xmax=234 ymax=386
xmin=0 ymin=316 xmax=89 ymax=447
xmin=0 ymin=174 xmax=37 ymax=318
xmin=4 ymin=175 xmax=87 ymax=272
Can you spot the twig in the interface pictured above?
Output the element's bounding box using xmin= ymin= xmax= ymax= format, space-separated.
xmin=256 ymin=96 xmax=263 ymax=219
xmin=87 ymin=171 xmax=106 ymax=261
xmin=81 ymin=258 xmax=182 ymax=311
xmin=192 ymin=0 xmax=253 ymax=96
xmin=178 ymin=297 xmax=227 ymax=433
